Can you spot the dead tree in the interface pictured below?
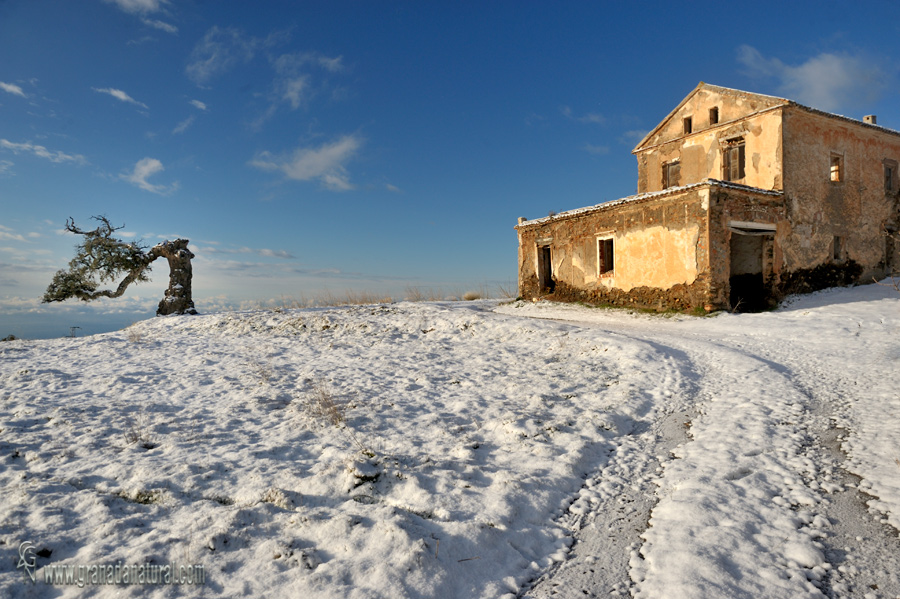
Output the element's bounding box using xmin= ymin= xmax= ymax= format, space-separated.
xmin=42 ymin=216 xmax=197 ymax=316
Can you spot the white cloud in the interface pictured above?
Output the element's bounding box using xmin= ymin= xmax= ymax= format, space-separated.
xmin=281 ymin=76 xmax=309 ymax=109
xmin=736 ymin=45 xmax=885 ymax=112
xmin=142 ymin=18 xmax=177 ymax=34
xmin=0 ymin=139 xmax=87 ymax=165
xmin=104 ymin=0 xmax=167 ymax=14
xmin=0 ymin=225 xmax=27 ymax=242
xmin=121 ymin=157 xmax=178 ymax=195
xmin=0 ymin=160 xmax=13 ymax=176
xmin=561 ymin=105 xmax=606 ymax=125
xmin=250 ymin=135 xmax=362 ymax=191
xmin=186 ymin=27 xmax=257 ymax=85
xmin=273 ymin=52 xmax=344 ymax=75
xmin=172 ymin=115 xmax=195 ymax=134
xmin=0 ymin=81 xmax=26 ymax=98
xmin=92 ymin=87 xmax=149 ymax=110
xmin=190 ymin=99 xmax=207 ymax=111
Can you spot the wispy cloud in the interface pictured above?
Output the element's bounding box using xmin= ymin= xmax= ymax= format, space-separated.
xmin=142 ymin=18 xmax=177 ymax=34
xmin=104 ymin=0 xmax=167 ymax=13
xmin=0 ymin=81 xmax=26 ymax=98
xmin=198 ymin=245 xmax=296 ymax=259
xmin=0 ymin=160 xmax=13 ymax=176
xmin=736 ymin=45 xmax=885 ymax=112
xmin=250 ymin=135 xmax=363 ymax=191
xmin=104 ymin=0 xmax=177 ymax=33
xmin=561 ymin=105 xmax=606 ymax=125
xmin=190 ymin=99 xmax=207 ymax=111
xmin=0 ymin=139 xmax=87 ymax=165
xmin=173 ymin=115 xmax=195 ymax=134
xmin=251 ymin=51 xmax=346 ymax=127
xmin=620 ymin=129 xmax=650 ymax=146
xmin=0 ymin=225 xmax=28 ymax=243
xmin=92 ymin=87 xmax=149 ymax=110
xmin=186 ymin=27 xmax=258 ymax=86
xmin=121 ymin=157 xmax=178 ymax=194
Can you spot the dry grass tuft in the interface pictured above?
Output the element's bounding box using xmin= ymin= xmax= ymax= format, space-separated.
xmin=307 ymin=378 xmax=345 ymax=427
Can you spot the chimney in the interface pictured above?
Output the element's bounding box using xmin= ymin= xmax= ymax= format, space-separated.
xmin=864 ymin=115 xmax=877 ymax=125
xmin=517 ymin=216 xmax=526 ymax=224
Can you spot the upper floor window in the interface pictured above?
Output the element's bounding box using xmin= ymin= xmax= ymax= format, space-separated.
xmin=885 ymin=159 xmax=897 ymax=192
xmin=709 ymin=107 xmax=719 ymax=125
xmin=830 ymin=154 xmax=843 ymax=182
xmin=663 ymin=161 xmax=681 ymax=189
xmin=683 ymin=117 xmax=692 ymax=135
xmin=723 ymin=138 xmax=745 ymax=181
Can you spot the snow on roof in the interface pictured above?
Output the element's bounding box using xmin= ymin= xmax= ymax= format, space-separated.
xmin=515 ymin=179 xmax=782 ymax=229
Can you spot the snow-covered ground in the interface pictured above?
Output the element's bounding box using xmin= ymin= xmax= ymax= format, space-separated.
xmin=1 ymin=283 xmax=898 ymax=598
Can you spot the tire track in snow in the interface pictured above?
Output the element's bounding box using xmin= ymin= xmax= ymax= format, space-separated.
xmin=510 ymin=313 xmax=851 ymax=598
xmin=520 ymin=330 xmax=699 ymax=598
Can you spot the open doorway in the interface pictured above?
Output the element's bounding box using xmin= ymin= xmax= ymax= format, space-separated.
xmin=729 ymin=230 xmax=770 ymax=312
xmin=538 ymin=245 xmax=555 ymax=293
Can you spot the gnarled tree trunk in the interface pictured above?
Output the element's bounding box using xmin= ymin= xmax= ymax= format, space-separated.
xmin=151 ymin=239 xmax=197 ymax=316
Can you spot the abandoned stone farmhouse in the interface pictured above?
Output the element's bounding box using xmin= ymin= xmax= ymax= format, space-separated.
xmin=515 ymin=82 xmax=900 ymax=311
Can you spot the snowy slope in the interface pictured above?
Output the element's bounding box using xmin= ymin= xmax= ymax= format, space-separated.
xmin=1 ymin=284 xmax=898 ymax=598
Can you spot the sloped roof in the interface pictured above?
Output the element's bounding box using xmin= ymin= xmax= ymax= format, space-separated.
xmin=514 ymin=179 xmax=782 ymax=230
xmin=632 ymin=82 xmax=789 ymax=153
xmin=632 ymin=82 xmax=900 ymax=154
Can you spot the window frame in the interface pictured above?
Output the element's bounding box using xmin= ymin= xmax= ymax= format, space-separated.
xmin=683 ymin=116 xmax=693 ymax=135
xmin=830 ymin=153 xmax=843 ymax=183
xmin=884 ymin=159 xmax=898 ymax=192
xmin=722 ymin=137 xmax=746 ymax=182
xmin=709 ymin=107 xmax=719 ymax=126
xmin=662 ymin=160 xmax=681 ymax=189
xmin=597 ymin=235 xmax=615 ymax=276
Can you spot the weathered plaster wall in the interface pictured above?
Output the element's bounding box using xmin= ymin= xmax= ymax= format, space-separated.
xmin=781 ymin=108 xmax=900 ymax=280
xmin=706 ymin=188 xmax=788 ymax=307
xmin=636 ymin=91 xmax=785 ymax=194
xmin=516 ymin=187 xmax=713 ymax=310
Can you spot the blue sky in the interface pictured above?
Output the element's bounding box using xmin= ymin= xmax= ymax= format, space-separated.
xmin=2 ymin=0 xmax=899 ymax=338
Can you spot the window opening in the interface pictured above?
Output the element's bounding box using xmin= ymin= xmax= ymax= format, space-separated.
xmin=885 ymin=161 xmax=897 ymax=192
xmin=709 ymin=107 xmax=719 ymax=125
xmin=830 ymin=154 xmax=843 ymax=182
xmin=663 ymin=161 xmax=681 ymax=189
xmin=683 ymin=117 xmax=692 ymax=135
xmin=833 ymin=236 xmax=843 ymax=261
xmin=723 ymin=138 xmax=745 ymax=181
xmin=598 ymin=238 xmax=614 ymax=275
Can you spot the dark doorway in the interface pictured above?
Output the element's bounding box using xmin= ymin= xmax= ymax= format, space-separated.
xmin=538 ymin=245 xmax=555 ymax=293
xmin=729 ymin=232 xmax=767 ymax=312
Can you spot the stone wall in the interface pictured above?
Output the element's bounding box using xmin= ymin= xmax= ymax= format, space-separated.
xmin=517 ymin=186 xmax=713 ymax=310
xmin=781 ymin=107 xmax=900 ymax=281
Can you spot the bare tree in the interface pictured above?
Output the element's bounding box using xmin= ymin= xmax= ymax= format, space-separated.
xmin=42 ymin=216 xmax=197 ymax=316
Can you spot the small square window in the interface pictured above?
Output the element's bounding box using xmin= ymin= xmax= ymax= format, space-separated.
xmin=663 ymin=161 xmax=680 ymax=189
xmin=709 ymin=107 xmax=719 ymax=125
xmin=683 ymin=117 xmax=692 ymax=135
xmin=598 ymin=238 xmax=614 ymax=275
xmin=830 ymin=154 xmax=843 ymax=182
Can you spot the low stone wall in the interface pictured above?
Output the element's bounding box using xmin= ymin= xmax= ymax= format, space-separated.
xmin=529 ymin=277 xmax=715 ymax=313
